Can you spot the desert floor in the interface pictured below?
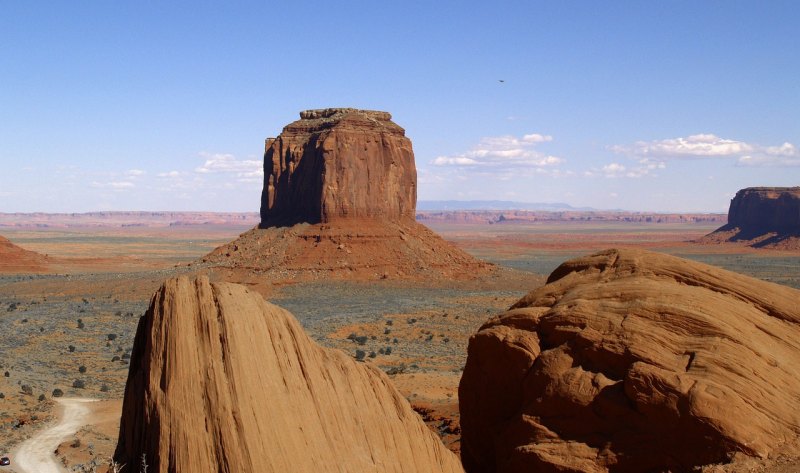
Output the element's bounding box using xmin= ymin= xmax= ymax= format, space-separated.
xmin=1 ymin=220 xmax=800 ymax=472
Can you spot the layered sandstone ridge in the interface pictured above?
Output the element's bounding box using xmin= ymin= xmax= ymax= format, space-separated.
xmin=459 ymin=249 xmax=800 ymax=472
xmin=0 ymin=235 xmax=49 ymax=272
xmin=115 ymin=276 xmax=464 ymax=473
xmin=261 ymin=108 xmax=416 ymax=226
xmin=702 ymin=187 xmax=800 ymax=249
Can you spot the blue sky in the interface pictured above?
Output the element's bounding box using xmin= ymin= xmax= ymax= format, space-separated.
xmin=1 ymin=1 xmax=798 ymax=212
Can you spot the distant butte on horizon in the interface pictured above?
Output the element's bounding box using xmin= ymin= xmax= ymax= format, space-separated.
xmin=203 ymin=107 xmax=493 ymax=281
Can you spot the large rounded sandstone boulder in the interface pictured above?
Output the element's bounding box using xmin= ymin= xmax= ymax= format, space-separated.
xmin=459 ymin=248 xmax=800 ymax=472
xmin=115 ymin=276 xmax=463 ymax=473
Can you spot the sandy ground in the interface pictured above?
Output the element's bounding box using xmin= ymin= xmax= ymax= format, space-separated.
xmin=2 ymin=219 xmax=800 ymax=471
xmin=10 ymin=399 xmax=97 ymax=473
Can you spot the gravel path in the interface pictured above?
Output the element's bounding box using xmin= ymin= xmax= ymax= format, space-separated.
xmin=11 ymin=398 xmax=97 ymax=473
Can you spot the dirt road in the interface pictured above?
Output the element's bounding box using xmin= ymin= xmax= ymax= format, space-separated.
xmin=11 ymin=398 xmax=97 ymax=473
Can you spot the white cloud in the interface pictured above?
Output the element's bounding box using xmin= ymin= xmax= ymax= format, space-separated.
xmin=157 ymin=171 xmax=181 ymax=178
xmin=91 ymin=181 xmax=135 ymax=190
xmin=195 ymin=152 xmax=263 ymax=175
xmin=194 ymin=152 xmax=263 ymax=184
xmin=585 ymin=158 xmax=664 ymax=179
xmin=612 ymin=133 xmax=800 ymax=166
xmin=125 ymin=169 xmax=145 ymax=177
xmin=432 ymin=133 xmax=563 ymax=169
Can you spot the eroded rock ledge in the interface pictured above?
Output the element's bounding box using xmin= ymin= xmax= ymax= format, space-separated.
xmin=459 ymin=248 xmax=800 ymax=472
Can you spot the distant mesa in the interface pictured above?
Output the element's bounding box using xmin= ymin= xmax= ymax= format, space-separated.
xmin=115 ymin=276 xmax=464 ymax=473
xmin=204 ymin=108 xmax=492 ymax=280
xmin=459 ymin=248 xmax=800 ymax=472
xmin=0 ymin=235 xmax=49 ymax=272
xmin=702 ymin=186 xmax=800 ymax=249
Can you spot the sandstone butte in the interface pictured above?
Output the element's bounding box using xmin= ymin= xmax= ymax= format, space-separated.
xmin=459 ymin=248 xmax=800 ymax=473
xmin=202 ymin=108 xmax=492 ymax=281
xmin=702 ymin=186 xmax=800 ymax=249
xmin=114 ymin=275 xmax=464 ymax=473
xmin=0 ymin=234 xmax=48 ymax=272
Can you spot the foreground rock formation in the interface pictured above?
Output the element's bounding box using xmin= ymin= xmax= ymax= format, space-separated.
xmin=115 ymin=276 xmax=463 ymax=473
xmin=0 ymin=235 xmax=48 ymax=272
xmin=204 ymin=108 xmax=492 ymax=281
xmin=702 ymin=187 xmax=800 ymax=249
xmin=459 ymin=249 xmax=800 ymax=472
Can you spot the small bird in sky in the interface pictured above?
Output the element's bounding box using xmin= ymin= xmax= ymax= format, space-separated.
xmin=498 ymin=79 xmax=505 ymax=83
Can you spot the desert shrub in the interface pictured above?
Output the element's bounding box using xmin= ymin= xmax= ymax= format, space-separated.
xmin=112 ymin=356 xmax=120 ymax=362
xmin=408 ymin=318 xmax=417 ymax=324
xmin=100 ymin=384 xmax=110 ymax=392
xmin=73 ymin=379 xmax=86 ymax=389
xmin=384 ymin=346 xmax=392 ymax=355
xmin=7 ymin=302 xmax=17 ymax=311
xmin=443 ymin=338 xmax=450 ymax=343
xmin=3 ymin=371 xmax=9 ymax=377
xmin=38 ymin=394 xmax=46 ymax=401
xmin=346 ymin=333 xmax=357 ymax=341
xmin=378 ymin=348 xmax=385 ymax=355
xmin=39 ymin=327 xmax=45 ymax=332
xmin=77 ymin=319 xmax=85 ymax=329
xmin=107 ymin=333 xmax=117 ymax=341
xmin=354 ymin=349 xmax=366 ymax=361
xmin=392 ymin=338 xmax=398 ymax=344
xmin=0 ymin=393 xmax=4 ymax=399
xmin=368 ymin=351 xmax=377 ymax=358
xmin=79 ymin=365 xmax=87 ymax=374
xmin=21 ymin=318 xmax=28 ymax=323
xmin=68 ymin=345 xmax=76 ymax=352
xmin=52 ymin=388 xmax=64 ymax=397
xmin=384 ymin=328 xmax=391 ymax=335
xmin=386 ymin=363 xmax=406 ymax=375
xmin=21 ymin=384 xmax=33 ymax=395
xmin=425 ymin=334 xmax=434 ymax=342
xmin=354 ymin=335 xmax=368 ymax=345
xmin=385 ymin=319 xmax=393 ymax=326
xmin=121 ymin=352 xmax=131 ymax=360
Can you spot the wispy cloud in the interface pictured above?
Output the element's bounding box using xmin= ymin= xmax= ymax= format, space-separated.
xmin=432 ymin=133 xmax=563 ymax=169
xmin=584 ymin=159 xmax=665 ymax=179
xmin=611 ymin=133 xmax=800 ymax=167
xmin=125 ymin=169 xmax=146 ymax=177
xmin=91 ymin=181 xmax=135 ymax=190
xmin=194 ymin=152 xmax=263 ymax=182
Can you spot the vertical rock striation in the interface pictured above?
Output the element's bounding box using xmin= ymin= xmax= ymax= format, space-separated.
xmin=115 ymin=276 xmax=464 ymax=473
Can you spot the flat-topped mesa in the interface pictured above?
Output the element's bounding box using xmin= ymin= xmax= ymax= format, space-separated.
xmin=727 ymin=186 xmax=800 ymax=230
xmin=260 ymin=108 xmax=416 ymax=226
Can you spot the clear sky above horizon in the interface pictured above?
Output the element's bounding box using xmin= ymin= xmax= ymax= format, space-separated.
xmin=2 ymin=1 xmax=798 ymax=213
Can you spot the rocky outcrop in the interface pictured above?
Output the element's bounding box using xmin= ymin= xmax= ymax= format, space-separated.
xmin=702 ymin=187 xmax=800 ymax=249
xmin=0 ymin=235 xmax=48 ymax=272
xmin=261 ymin=108 xmax=416 ymax=226
xmin=459 ymin=249 xmax=800 ymax=473
xmin=728 ymin=187 xmax=800 ymax=230
xmin=115 ymin=276 xmax=464 ymax=473
xmin=204 ymin=108 xmax=493 ymax=281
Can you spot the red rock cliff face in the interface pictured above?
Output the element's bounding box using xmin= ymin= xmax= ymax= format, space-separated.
xmin=115 ymin=276 xmax=464 ymax=473
xmin=727 ymin=187 xmax=800 ymax=230
xmin=260 ymin=108 xmax=417 ymax=226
